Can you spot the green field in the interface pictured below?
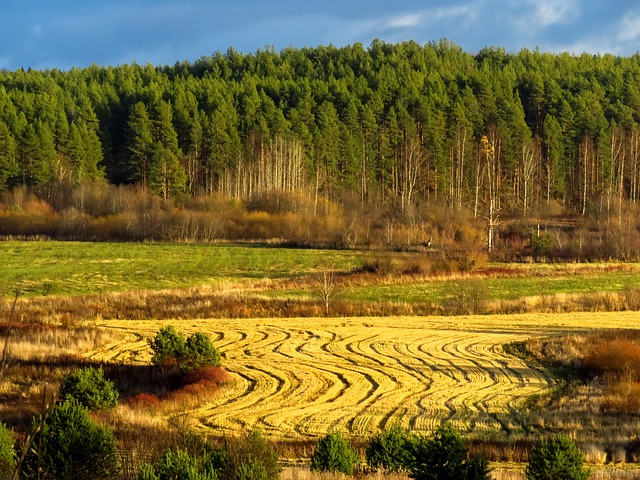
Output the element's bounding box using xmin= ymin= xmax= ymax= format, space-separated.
xmin=3 ymin=241 xmax=640 ymax=305
xmin=0 ymin=241 xmax=363 ymax=297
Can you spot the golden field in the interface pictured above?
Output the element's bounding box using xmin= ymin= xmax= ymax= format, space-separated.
xmin=85 ymin=311 xmax=640 ymax=440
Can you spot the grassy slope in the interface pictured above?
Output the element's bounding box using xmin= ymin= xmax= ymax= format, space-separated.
xmin=3 ymin=241 xmax=640 ymax=305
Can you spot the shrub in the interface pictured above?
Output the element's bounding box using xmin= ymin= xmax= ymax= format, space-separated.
xmin=148 ymin=325 xmax=187 ymax=367
xmin=21 ymin=399 xmax=118 ymax=480
xmin=408 ymin=423 xmax=490 ymax=480
xmin=137 ymin=448 xmax=218 ymax=480
xmin=148 ymin=326 xmax=221 ymax=372
xmin=59 ymin=366 xmax=119 ymax=410
xmin=310 ymin=432 xmax=359 ymax=475
xmin=366 ymin=423 xmax=415 ymax=472
xmin=0 ymin=422 xmax=15 ymax=479
xmin=182 ymin=333 xmax=221 ymax=371
xmin=525 ymin=435 xmax=589 ymax=480
xmin=222 ymin=430 xmax=280 ymax=480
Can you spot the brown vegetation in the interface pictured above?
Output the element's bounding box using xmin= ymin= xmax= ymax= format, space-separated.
xmin=3 ymin=182 xmax=640 ymax=262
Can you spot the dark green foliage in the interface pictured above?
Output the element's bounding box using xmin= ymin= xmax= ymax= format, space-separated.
xmin=2 ymin=42 xmax=640 ymax=221
xmin=408 ymin=424 xmax=490 ymax=480
xmin=137 ymin=448 xmax=217 ymax=480
xmin=0 ymin=422 xmax=15 ymax=479
xmin=221 ymin=430 xmax=280 ymax=480
xmin=366 ymin=423 xmax=415 ymax=472
xmin=22 ymin=400 xmax=117 ymax=480
xmin=148 ymin=325 xmax=186 ymax=367
xmin=525 ymin=436 xmax=589 ymax=480
xmin=310 ymin=432 xmax=359 ymax=475
xmin=59 ymin=366 xmax=119 ymax=410
xmin=529 ymin=230 xmax=554 ymax=256
xmin=147 ymin=326 xmax=221 ymax=372
xmin=182 ymin=333 xmax=222 ymax=372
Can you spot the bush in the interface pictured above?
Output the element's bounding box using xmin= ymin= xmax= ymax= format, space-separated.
xmin=310 ymin=432 xmax=359 ymax=475
xmin=137 ymin=448 xmax=218 ymax=480
xmin=148 ymin=326 xmax=221 ymax=372
xmin=408 ymin=424 xmax=490 ymax=480
xmin=59 ymin=366 xmax=119 ymax=410
xmin=148 ymin=325 xmax=187 ymax=367
xmin=366 ymin=423 xmax=415 ymax=472
xmin=22 ymin=399 xmax=118 ymax=480
xmin=0 ymin=422 xmax=15 ymax=479
xmin=182 ymin=333 xmax=221 ymax=371
xmin=222 ymin=430 xmax=280 ymax=480
xmin=525 ymin=435 xmax=589 ymax=480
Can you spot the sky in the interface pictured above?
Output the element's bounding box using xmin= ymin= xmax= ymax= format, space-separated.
xmin=2 ymin=0 xmax=640 ymax=71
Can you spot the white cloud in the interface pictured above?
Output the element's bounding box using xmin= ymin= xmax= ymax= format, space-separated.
xmin=387 ymin=13 xmax=423 ymax=29
xmin=531 ymin=0 xmax=576 ymax=27
xmin=617 ymin=11 xmax=640 ymax=43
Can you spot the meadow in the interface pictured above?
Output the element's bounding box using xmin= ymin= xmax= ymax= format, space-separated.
xmin=5 ymin=241 xmax=640 ymax=478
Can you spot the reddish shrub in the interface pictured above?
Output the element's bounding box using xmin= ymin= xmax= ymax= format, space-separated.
xmin=124 ymin=392 xmax=161 ymax=409
xmin=582 ymin=340 xmax=640 ymax=380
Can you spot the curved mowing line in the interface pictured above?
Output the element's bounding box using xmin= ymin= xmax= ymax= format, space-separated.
xmin=89 ymin=314 xmax=625 ymax=438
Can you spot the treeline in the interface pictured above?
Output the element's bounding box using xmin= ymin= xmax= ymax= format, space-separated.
xmin=2 ymin=40 xmax=640 ymax=245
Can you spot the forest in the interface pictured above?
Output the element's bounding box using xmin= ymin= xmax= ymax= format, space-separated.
xmin=1 ymin=40 xmax=640 ymax=256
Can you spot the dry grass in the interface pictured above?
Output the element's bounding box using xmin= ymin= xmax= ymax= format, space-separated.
xmin=82 ymin=312 xmax=640 ymax=443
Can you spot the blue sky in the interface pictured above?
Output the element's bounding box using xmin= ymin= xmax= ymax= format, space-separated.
xmin=2 ymin=0 xmax=640 ymax=71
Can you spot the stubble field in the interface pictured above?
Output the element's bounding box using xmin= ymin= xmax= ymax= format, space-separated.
xmin=85 ymin=312 xmax=640 ymax=440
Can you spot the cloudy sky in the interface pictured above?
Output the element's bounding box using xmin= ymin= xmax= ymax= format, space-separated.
xmin=2 ymin=0 xmax=640 ymax=71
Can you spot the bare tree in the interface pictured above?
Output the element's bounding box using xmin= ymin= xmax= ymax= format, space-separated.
xmin=314 ymin=269 xmax=340 ymax=316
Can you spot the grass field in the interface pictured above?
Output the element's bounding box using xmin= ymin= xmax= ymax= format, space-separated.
xmin=3 ymin=241 xmax=640 ymax=308
xmin=85 ymin=312 xmax=640 ymax=441
xmin=0 ymin=241 xmax=363 ymax=296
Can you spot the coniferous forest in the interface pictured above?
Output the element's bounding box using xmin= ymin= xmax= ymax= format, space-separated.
xmin=2 ymin=40 xmax=640 ymax=258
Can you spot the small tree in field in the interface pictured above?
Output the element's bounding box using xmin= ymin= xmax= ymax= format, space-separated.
xmin=408 ymin=423 xmax=490 ymax=480
xmin=311 ymin=432 xmax=359 ymax=475
xmin=148 ymin=326 xmax=221 ymax=372
xmin=366 ymin=423 xmax=415 ymax=472
xmin=526 ymin=436 xmax=589 ymax=480
xmin=21 ymin=400 xmax=117 ymax=480
xmin=148 ymin=325 xmax=186 ymax=367
xmin=59 ymin=366 xmax=119 ymax=410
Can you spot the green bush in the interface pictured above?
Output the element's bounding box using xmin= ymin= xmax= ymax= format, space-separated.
xmin=0 ymin=422 xmax=15 ymax=479
xmin=21 ymin=400 xmax=117 ymax=480
xmin=525 ymin=436 xmax=589 ymax=480
xmin=148 ymin=326 xmax=221 ymax=372
xmin=408 ymin=424 xmax=490 ymax=480
xmin=59 ymin=366 xmax=119 ymax=410
xmin=366 ymin=423 xmax=415 ymax=473
xmin=182 ymin=333 xmax=221 ymax=371
xmin=137 ymin=448 xmax=218 ymax=480
xmin=148 ymin=325 xmax=187 ymax=367
xmin=310 ymin=432 xmax=359 ymax=475
xmin=222 ymin=430 xmax=280 ymax=480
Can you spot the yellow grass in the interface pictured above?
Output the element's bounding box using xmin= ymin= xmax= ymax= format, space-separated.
xmin=87 ymin=312 xmax=640 ymax=440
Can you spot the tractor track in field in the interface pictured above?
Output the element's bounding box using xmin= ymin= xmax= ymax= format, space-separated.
xmin=88 ymin=313 xmax=640 ymax=438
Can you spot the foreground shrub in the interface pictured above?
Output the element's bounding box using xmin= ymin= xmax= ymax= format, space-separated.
xmin=310 ymin=432 xmax=359 ymax=475
xmin=408 ymin=423 xmax=490 ymax=480
xmin=148 ymin=326 xmax=221 ymax=372
xmin=22 ymin=399 xmax=117 ymax=479
xmin=366 ymin=423 xmax=415 ymax=472
xmin=137 ymin=448 xmax=218 ymax=480
xmin=0 ymin=423 xmax=15 ymax=478
xmin=525 ymin=435 xmax=589 ymax=480
xmin=222 ymin=430 xmax=280 ymax=480
xmin=59 ymin=366 xmax=119 ymax=410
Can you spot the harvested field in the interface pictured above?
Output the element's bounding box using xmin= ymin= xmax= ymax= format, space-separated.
xmin=86 ymin=312 xmax=640 ymax=440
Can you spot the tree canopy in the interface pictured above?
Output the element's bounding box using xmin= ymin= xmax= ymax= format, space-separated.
xmin=1 ymin=41 xmax=640 ymax=218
